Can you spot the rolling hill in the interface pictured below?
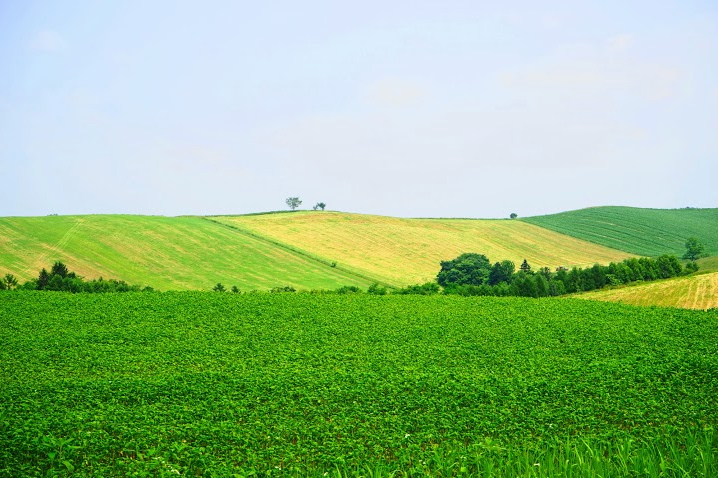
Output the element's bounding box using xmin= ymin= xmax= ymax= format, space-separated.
xmin=0 ymin=215 xmax=373 ymax=291
xmin=522 ymin=206 xmax=718 ymax=257
xmin=212 ymin=211 xmax=634 ymax=287
xmin=0 ymin=211 xmax=636 ymax=290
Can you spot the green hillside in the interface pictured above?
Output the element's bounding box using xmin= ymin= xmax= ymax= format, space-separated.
xmin=0 ymin=215 xmax=374 ymax=291
xmin=214 ymin=211 xmax=633 ymax=287
xmin=4 ymin=207 xmax=715 ymax=291
xmin=522 ymin=206 xmax=718 ymax=257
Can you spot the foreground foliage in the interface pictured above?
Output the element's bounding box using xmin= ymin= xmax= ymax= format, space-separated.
xmin=1 ymin=293 xmax=717 ymax=476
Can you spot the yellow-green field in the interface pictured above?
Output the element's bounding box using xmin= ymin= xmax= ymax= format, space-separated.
xmin=577 ymin=272 xmax=718 ymax=310
xmin=214 ymin=212 xmax=635 ymax=287
xmin=0 ymin=215 xmax=372 ymax=291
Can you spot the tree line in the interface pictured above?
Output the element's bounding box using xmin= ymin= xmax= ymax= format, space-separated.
xmin=1 ymin=262 xmax=153 ymax=293
xmin=431 ymin=252 xmax=691 ymax=298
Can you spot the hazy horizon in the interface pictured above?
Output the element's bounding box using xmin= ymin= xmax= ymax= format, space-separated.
xmin=2 ymin=1 xmax=716 ymax=218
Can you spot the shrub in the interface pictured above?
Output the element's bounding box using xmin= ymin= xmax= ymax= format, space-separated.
xmin=367 ymin=283 xmax=387 ymax=295
xmin=335 ymin=285 xmax=362 ymax=294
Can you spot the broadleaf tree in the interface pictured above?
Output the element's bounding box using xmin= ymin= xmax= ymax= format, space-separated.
xmin=286 ymin=197 xmax=302 ymax=210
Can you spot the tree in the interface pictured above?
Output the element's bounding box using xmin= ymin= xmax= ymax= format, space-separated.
xmin=213 ymin=283 xmax=225 ymax=292
xmin=683 ymin=237 xmax=706 ymax=262
xmin=367 ymin=283 xmax=387 ymax=295
xmin=51 ymin=261 xmax=69 ymax=278
xmin=37 ymin=268 xmax=50 ymax=290
xmin=535 ymin=274 xmax=549 ymax=297
xmin=231 ymin=285 xmax=240 ymax=293
xmin=510 ymin=213 xmax=518 ymax=219
xmin=656 ymin=254 xmax=682 ymax=278
xmin=2 ymin=274 xmax=18 ymax=290
xmin=520 ymin=259 xmax=531 ymax=273
xmin=286 ymin=197 xmax=302 ymax=210
xmin=315 ymin=202 xmax=326 ymax=211
xmin=684 ymin=261 xmax=700 ymax=274
xmin=488 ymin=260 xmax=515 ymax=285
xmin=437 ymin=253 xmax=492 ymax=286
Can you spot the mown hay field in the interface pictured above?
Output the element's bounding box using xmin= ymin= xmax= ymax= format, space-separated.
xmin=578 ymin=271 xmax=718 ymax=310
xmin=214 ymin=212 xmax=634 ymax=287
xmin=0 ymin=215 xmax=373 ymax=291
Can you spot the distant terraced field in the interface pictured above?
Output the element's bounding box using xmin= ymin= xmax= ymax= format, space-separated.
xmin=0 ymin=215 xmax=373 ymax=291
xmin=577 ymin=272 xmax=718 ymax=310
xmin=522 ymin=206 xmax=718 ymax=257
xmin=213 ymin=212 xmax=634 ymax=287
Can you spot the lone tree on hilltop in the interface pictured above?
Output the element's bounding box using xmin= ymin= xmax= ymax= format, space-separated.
xmin=510 ymin=213 xmax=517 ymax=219
xmin=313 ymin=202 xmax=326 ymax=211
xmin=286 ymin=197 xmax=302 ymax=211
xmin=682 ymin=237 xmax=706 ymax=262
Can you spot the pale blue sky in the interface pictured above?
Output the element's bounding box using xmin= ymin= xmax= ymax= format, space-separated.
xmin=1 ymin=1 xmax=716 ymax=218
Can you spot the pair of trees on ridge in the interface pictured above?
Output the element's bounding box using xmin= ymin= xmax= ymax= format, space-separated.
xmin=285 ymin=197 xmax=326 ymax=211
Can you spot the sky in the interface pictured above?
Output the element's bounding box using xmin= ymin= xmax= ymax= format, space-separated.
xmin=1 ymin=0 xmax=716 ymax=218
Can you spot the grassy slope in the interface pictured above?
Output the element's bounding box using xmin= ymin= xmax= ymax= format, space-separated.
xmin=213 ymin=211 xmax=634 ymax=287
xmin=0 ymin=215 xmax=373 ymax=291
xmin=522 ymin=206 xmax=718 ymax=257
xmin=577 ymin=272 xmax=718 ymax=310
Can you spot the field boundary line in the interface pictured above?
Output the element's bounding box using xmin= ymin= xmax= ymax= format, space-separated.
xmin=200 ymin=217 xmax=398 ymax=289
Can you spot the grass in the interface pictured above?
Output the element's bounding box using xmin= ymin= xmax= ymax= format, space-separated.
xmin=522 ymin=206 xmax=718 ymax=257
xmin=577 ymin=271 xmax=718 ymax=310
xmin=213 ymin=211 xmax=634 ymax=287
xmin=1 ymin=292 xmax=716 ymax=476
xmin=0 ymin=215 xmax=375 ymax=291
xmin=697 ymin=255 xmax=718 ymax=273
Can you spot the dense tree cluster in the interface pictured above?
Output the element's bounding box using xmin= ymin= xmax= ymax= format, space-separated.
xmin=436 ymin=253 xmax=689 ymax=298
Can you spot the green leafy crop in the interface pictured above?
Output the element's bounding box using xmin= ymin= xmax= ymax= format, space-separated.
xmin=1 ymin=292 xmax=716 ymax=476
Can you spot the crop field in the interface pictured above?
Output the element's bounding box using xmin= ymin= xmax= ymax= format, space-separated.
xmin=522 ymin=206 xmax=718 ymax=257
xmin=213 ymin=212 xmax=633 ymax=287
xmin=578 ymin=271 xmax=718 ymax=310
xmin=0 ymin=215 xmax=372 ymax=291
xmin=2 ymin=292 xmax=717 ymax=476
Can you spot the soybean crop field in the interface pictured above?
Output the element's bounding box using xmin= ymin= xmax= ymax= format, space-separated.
xmin=2 ymin=293 xmax=717 ymax=477
xmin=522 ymin=206 xmax=718 ymax=257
